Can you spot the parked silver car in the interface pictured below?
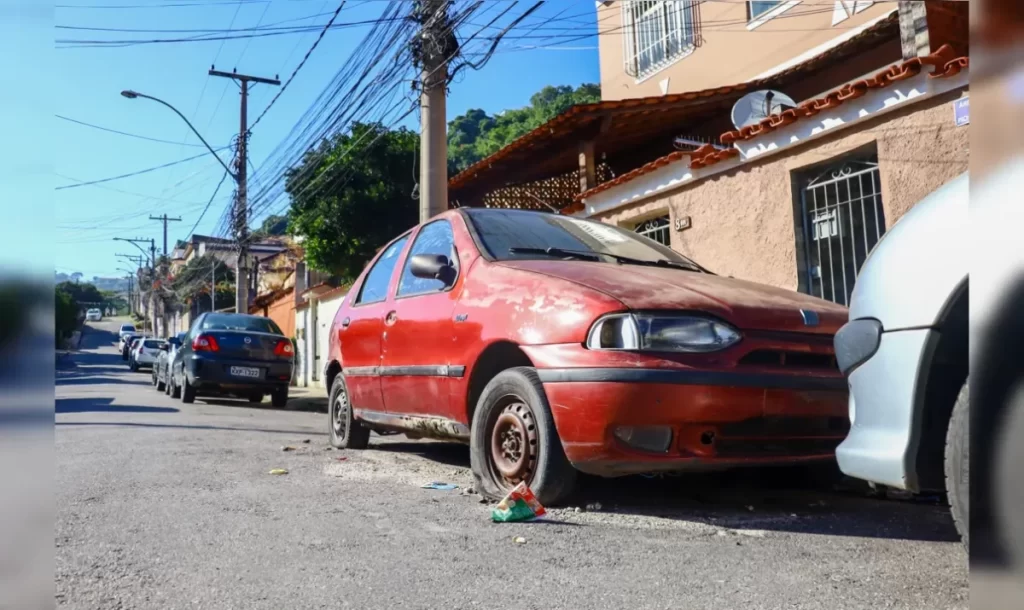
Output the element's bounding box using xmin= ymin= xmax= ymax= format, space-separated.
xmin=834 ymin=173 xmax=968 ymax=544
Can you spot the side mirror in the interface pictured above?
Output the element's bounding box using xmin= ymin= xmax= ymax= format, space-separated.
xmin=409 ymin=253 xmax=457 ymax=287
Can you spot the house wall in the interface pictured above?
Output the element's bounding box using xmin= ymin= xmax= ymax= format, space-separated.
xmin=597 ymin=0 xmax=895 ymax=101
xmin=593 ymin=91 xmax=968 ymax=293
xmin=293 ymin=290 xmax=348 ymax=390
xmin=263 ymin=289 xmax=296 ymax=340
xmin=312 ymin=291 xmax=347 ymax=391
xmin=295 ymin=304 xmax=310 ymax=388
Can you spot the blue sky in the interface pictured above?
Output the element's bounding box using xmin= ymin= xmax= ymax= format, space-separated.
xmin=36 ymin=0 xmax=599 ymax=280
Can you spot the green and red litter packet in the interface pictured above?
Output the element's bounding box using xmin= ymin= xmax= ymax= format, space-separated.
xmin=491 ymin=482 xmax=547 ymax=523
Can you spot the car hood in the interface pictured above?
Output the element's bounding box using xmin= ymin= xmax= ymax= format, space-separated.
xmin=499 ymin=260 xmax=848 ymax=334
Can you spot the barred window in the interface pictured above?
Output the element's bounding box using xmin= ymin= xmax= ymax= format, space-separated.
xmin=622 ymin=1 xmax=702 ymax=80
xmin=634 ymin=215 xmax=671 ymax=247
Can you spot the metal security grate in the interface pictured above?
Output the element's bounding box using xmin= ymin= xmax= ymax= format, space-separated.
xmin=799 ymin=159 xmax=886 ymax=306
xmin=635 ymin=214 xmax=671 ymax=247
xmin=622 ymin=1 xmax=702 ymax=79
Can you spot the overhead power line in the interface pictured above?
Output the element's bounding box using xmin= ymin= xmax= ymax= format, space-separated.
xmin=55 ymin=146 xmax=230 ymax=190
xmin=56 ymin=114 xmax=205 ymax=147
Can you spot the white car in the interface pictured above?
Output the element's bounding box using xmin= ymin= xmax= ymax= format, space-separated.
xmin=834 ymin=173 xmax=968 ymax=544
xmin=118 ymin=324 xmax=137 ymax=345
xmin=85 ymin=308 xmax=102 ymax=322
xmin=130 ymin=338 xmax=167 ymax=372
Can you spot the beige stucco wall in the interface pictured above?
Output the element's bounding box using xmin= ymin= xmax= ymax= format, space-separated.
xmin=595 ymin=90 xmax=969 ymax=292
xmin=598 ymin=0 xmax=895 ymax=101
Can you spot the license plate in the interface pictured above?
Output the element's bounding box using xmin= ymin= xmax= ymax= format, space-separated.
xmin=230 ymin=366 xmax=261 ymax=379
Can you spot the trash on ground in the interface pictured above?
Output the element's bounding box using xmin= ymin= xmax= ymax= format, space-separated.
xmin=281 ymin=446 xmax=297 ymax=452
xmin=585 ymin=502 xmax=602 ymax=511
xmin=421 ymin=482 xmax=458 ymax=490
xmin=491 ymin=482 xmax=546 ymax=523
xmin=301 ymin=439 xmax=311 ymax=444
xmin=269 ymin=469 xmax=289 ymax=475
xmin=513 ymin=536 xmax=527 ymax=545
xmin=335 ymin=457 xmax=348 ymax=462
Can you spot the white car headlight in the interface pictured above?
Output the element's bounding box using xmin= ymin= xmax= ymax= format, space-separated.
xmin=586 ymin=313 xmax=741 ymax=353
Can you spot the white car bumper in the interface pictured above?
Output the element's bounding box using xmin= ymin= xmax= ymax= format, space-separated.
xmin=836 ymin=327 xmax=934 ymax=491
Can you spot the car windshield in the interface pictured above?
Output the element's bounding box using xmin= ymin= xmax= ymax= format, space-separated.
xmin=465 ymin=209 xmax=708 ymax=272
xmin=201 ymin=314 xmax=282 ymax=335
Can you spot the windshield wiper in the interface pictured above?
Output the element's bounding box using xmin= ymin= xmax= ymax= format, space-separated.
xmin=509 ymin=246 xmax=710 ymax=274
xmin=508 ymin=247 xmax=601 ymax=262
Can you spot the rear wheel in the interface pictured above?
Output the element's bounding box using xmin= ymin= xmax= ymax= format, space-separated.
xmin=470 ymin=367 xmax=577 ymax=506
xmin=169 ymin=372 xmax=181 ymax=399
xmin=181 ymin=375 xmax=196 ymax=404
xmin=271 ymin=388 xmax=288 ymax=409
xmin=328 ymin=375 xmax=369 ymax=449
xmin=945 ymin=380 xmax=969 ymax=550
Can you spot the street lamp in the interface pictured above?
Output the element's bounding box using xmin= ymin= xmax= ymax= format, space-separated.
xmin=120 ymin=89 xmax=237 ymax=180
xmin=113 ymin=237 xmax=153 ymax=265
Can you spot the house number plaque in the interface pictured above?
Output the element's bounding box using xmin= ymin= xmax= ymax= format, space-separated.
xmin=674 ymin=216 xmax=692 ymax=231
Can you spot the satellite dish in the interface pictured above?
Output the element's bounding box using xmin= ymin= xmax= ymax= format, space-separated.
xmin=731 ymin=90 xmax=798 ymax=130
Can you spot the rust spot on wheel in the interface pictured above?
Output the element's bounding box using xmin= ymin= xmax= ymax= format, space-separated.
xmin=489 ymin=399 xmax=538 ymax=486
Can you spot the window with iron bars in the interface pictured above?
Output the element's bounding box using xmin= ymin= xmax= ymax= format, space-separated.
xmin=622 ymin=1 xmax=703 ymax=80
xmin=634 ymin=214 xmax=671 ymax=247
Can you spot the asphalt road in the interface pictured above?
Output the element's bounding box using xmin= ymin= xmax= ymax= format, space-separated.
xmin=56 ymin=319 xmax=968 ymax=610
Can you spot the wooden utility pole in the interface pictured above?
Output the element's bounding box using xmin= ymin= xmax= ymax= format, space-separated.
xmin=208 ymin=67 xmax=280 ymax=314
xmin=414 ymin=0 xmax=452 ymax=222
xmin=149 ymin=214 xmax=182 ymax=256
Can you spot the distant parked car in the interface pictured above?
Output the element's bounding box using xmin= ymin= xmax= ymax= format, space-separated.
xmin=170 ymin=313 xmax=294 ymax=407
xmin=324 ymin=207 xmax=850 ymax=505
xmin=152 ymin=332 xmax=187 ymax=393
xmin=121 ymin=333 xmax=141 ymax=361
xmin=118 ymin=323 xmax=137 ymax=347
xmin=834 ymin=173 xmax=969 ymax=545
xmin=85 ymin=308 xmax=102 ymax=322
xmin=130 ymin=338 xmax=165 ymax=372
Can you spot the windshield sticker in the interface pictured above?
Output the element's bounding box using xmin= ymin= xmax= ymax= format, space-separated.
xmin=569 ymin=219 xmax=628 ymax=244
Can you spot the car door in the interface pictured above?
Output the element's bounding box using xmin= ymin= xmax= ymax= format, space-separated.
xmin=340 ymin=233 xmax=412 ymax=415
xmin=380 ymin=220 xmax=462 ymax=419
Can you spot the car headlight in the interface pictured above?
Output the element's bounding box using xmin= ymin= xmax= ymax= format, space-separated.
xmin=586 ymin=313 xmax=741 ymax=353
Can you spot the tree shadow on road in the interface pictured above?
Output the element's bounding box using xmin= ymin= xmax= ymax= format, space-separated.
xmin=56 ymin=397 xmax=179 ymax=414
xmin=55 ymin=420 xmax=326 ymax=436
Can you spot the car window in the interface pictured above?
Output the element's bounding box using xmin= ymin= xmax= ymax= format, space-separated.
xmin=465 ymin=208 xmax=703 ymax=268
xmin=143 ymin=340 xmax=163 ymax=349
xmin=121 ymin=325 xmax=135 ymax=332
xmin=398 ymin=220 xmax=457 ymax=296
xmin=200 ymin=313 xmax=283 ymax=334
xmin=355 ymin=234 xmax=411 ymax=305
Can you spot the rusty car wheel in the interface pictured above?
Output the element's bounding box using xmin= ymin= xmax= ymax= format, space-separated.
xmin=328 ymin=374 xmax=369 ymax=449
xmin=470 ymin=367 xmax=576 ymax=506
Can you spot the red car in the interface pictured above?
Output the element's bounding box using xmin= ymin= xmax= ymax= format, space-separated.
xmin=325 ymin=208 xmax=850 ymax=504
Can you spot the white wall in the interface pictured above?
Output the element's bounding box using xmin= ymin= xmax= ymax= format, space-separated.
xmin=312 ymin=292 xmax=346 ymax=390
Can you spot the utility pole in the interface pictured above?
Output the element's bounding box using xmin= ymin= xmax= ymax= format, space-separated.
xmin=150 ymin=214 xmax=182 ymax=256
xmin=208 ymin=67 xmax=280 ymax=315
xmin=414 ymin=0 xmax=453 ymax=223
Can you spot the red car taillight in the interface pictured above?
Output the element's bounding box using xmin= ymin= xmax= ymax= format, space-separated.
xmin=192 ymin=334 xmax=220 ymax=352
xmin=274 ymin=339 xmax=294 ymax=358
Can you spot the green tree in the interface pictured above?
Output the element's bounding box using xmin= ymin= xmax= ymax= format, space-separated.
xmin=286 ymin=122 xmax=419 ymax=279
xmin=56 ymin=281 xmax=104 ymax=307
xmin=447 ymin=83 xmax=601 ymax=172
xmin=55 ymin=287 xmax=78 ymax=346
xmin=169 ymin=254 xmax=235 ymax=308
xmin=252 ymin=214 xmax=289 ymax=239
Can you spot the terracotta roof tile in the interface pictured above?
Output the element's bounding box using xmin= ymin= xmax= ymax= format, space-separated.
xmin=577 ymin=45 xmax=968 ymax=205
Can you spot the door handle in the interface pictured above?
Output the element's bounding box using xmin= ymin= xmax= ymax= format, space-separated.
xmin=385 ymin=311 xmax=398 ymax=326
xmin=340 ymin=317 xmax=351 ymax=329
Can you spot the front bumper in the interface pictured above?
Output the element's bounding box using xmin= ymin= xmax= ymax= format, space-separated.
xmin=537 ymin=367 xmax=848 ymax=477
xmin=835 ymin=326 xmax=933 ymax=490
xmin=185 ymin=354 xmax=293 ymax=391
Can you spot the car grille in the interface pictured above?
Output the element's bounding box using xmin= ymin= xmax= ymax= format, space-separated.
xmin=718 ymin=416 xmax=850 ymax=437
xmin=738 ymin=349 xmax=838 ymax=370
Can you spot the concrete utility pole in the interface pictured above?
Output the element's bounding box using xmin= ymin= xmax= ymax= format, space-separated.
xmin=150 ymin=214 xmax=182 ymax=256
xmin=208 ymin=68 xmax=280 ymax=315
xmin=415 ymin=0 xmax=452 ymax=223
